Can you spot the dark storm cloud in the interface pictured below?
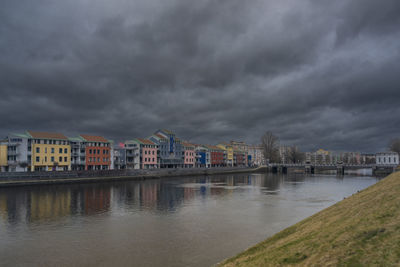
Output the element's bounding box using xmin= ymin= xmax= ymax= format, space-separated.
xmin=1 ymin=0 xmax=400 ymax=152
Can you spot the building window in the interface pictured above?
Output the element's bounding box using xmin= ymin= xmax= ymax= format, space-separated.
xmin=36 ymin=156 xmax=40 ymax=162
xmin=45 ymin=148 xmax=47 ymax=153
xmin=89 ymin=149 xmax=92 ymax=154
xmin=51 ymin=148 xmax=55 ymax=153
xmin=97 ymin=149 xmax=100 ymax=154
xmin=64 ymin=148 xmax=68 ymax=153
xmin=64 ymin=157 xmax=67 ymax=162
xmin=59 ymin=157 xmax=62 ymax=162
xmin=59 ymin=148 xmax=62 ymax=153
xmin=51 ymin=157 xmax=54 ymax=162
xmin=36 ymin=147 xmax=40 ymax=153
xmin=45 ymin=156 xmax=47 ymax=162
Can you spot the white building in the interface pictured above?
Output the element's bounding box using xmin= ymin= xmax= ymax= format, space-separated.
xmin=376 ymin=152 xmax=399 ymax=166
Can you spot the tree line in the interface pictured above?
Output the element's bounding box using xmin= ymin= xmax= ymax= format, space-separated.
xmin=261 ymin=132 xmax=400 ymax=164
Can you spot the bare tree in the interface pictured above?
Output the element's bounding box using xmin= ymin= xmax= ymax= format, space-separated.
xmin=389 ymin=138 xmax=400 ymax=155
xmin=287 ymin=146 xmax=305 ymax=164
xmin=261 ymin=131 xmax=280 ymax=163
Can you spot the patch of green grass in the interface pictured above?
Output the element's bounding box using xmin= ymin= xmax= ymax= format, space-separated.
xmin=219 ymin=172 xmax=400 ymax=267
xmin=282 ymin=253 xmax=307 ymax=264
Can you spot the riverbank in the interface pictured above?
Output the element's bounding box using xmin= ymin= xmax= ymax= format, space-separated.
xmin=219 ymin=171 xmax=400 ymax=266
xmin=0 ymin=166 xmax=267 ymax=187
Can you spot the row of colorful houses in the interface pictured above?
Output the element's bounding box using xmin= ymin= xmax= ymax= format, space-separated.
xmin=113 ymin=129 xmax=265 ymax=170
xmin=0 ymin=129 xmax=265 ymax=172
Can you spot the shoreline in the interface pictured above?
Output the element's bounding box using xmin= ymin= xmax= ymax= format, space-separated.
xmin=0 ymin=166 xmax=268 ymax=187
xmin=218 ymin=171 xmax=400 ymax=266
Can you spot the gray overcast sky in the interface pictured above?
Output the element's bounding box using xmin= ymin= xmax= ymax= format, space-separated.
xmin=1 ymin=0 xmax=399 ymax=152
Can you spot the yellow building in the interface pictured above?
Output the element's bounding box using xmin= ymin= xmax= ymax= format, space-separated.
xmin=0 ymin=141 xmax=7 ymax=171
xmin=28 ymin=131 xmax=71 ymax=171
xmin=316 ymin=149 xmax=330 ymax=156
xmin=217 ymin=143 xmax=234 ymax=166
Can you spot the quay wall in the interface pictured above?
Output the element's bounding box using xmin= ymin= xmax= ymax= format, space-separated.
xmin=0 ymin=167 xmax=267 ymax=187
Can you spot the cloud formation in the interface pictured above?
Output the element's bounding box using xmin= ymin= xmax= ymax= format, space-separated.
xmin=1 ymin=0 xmax=400 ymax=152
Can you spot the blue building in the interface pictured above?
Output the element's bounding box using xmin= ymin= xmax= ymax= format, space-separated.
xmin=148 ymin=129 xmax=184 ymax=168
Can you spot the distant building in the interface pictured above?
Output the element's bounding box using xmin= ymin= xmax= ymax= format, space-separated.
xmin=0 ymin=139 xmax=7 ymax=172
xmin=28 ymin=131 xmax=71 ymax=171
xmin=135 ymin=138 xmax=158 ymax=169
xmin=248 ymin=145 xmax=264 ymax=166
xmin=376 ymin=152 xmax=399 ymax=166
xmin=124 ymin=141 xmax=140 ymax=169
xmin=230 ymin=141 xmax=248 ymax=165
xmin=206 ymin=145 xmax=225 ymax=167
xmin=183 ymin=142 xmax=196 ymax=168
xmin=217 ymin=143 xmax=234 ymax=166
xmin=195 ymin=145 xmax=210 ymax=168
xmin=233 ymin=148 xmax=246 ymax=167
xmin=113 ymin=147 xmax=127 ymax=170
xmin=149 ymin=129 xmax=184 ymax=168
xmin=361 ymin=154 xmax=376 ymax=164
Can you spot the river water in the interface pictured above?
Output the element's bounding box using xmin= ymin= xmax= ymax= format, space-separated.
xmin=0 ymin=173 xmax=378 ymax=266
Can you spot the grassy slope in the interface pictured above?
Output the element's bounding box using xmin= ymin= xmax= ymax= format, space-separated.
xmin=219 ymin=172 xmax=400 ymax=267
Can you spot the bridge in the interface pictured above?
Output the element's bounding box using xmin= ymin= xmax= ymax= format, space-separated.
xmin=266 ymin=163 xmax=398 ymax=175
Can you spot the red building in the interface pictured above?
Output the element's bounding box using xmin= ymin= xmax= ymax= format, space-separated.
xmin=207 ymin=145 xmax=225 ymax=167
xmin=81 ymin=135 xmax=111 ymax=170
xmin=234 ymin=150 xmax=246 ymax=166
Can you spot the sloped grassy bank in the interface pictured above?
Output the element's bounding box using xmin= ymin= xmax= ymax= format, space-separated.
xmin=219 ymin=172 xmax=400 ymax=266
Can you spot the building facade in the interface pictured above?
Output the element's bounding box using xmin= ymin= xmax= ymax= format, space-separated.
xmin=207 ymin=145 xmax=225 ymax=167
xmin=79 ymin=135 xmax=112 ymax=170
xmin=127 ymin=138 xmax=159 ymax=169
xmin=124 ymin=141 xmax=140 ymax=169
xmin=248 ymin=145 xmax=264 ymax=166
xmin=113 ymin=147 xmax=127 ymax=169
xmin=195 ymin=145 xmax=211 ymax=168
xmin=183 ymin=142 xmax=196 ymax=168
xmin=149 ymin=129 xmax=184 ymax=168
xmin=28 ymin=131 xmax=71 ymax=171
xmin=376 ymin=152 xmax=399 ymax=166
xmin=217 ymin=143 xmax=233 ymax=166
xmin=0 ymin=140 xmax=7 ymax=172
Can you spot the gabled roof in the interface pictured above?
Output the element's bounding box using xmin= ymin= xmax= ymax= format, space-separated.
xmin=137 ymin=138 xmax=155 ymax=145
xmin=9 ymin=133 xmax=31 ymax=139
xmin=154 ymin=133 xmax=167 ymax=140
xmin=28 ymin=131 xmax=68 ymax=140
xmin=80 ymin=134 xmax=109 ymax=143
xmin=183 ymin=142 xmax=195 ymax=148
xmin=161 ymin=129 xmax=174 ymax=135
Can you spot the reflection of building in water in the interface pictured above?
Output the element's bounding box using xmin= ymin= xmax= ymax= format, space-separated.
xmin=84 ymin=186 xmax=111 ymax=214
xmin=140 ymin=183 xmax=158 ymax=209
xmin=184 ymin=187 xmax=195 ymax=201
xmin=0 ymin=194 xmax=8 ymax=221
xmin=30 ymin=190 xmax=71 ymax=221
xmin=157 ymin=183 xmax=185 ymax=211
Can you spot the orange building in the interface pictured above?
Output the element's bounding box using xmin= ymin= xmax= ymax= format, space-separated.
xmin=81 ymin=135 xmax=111 ymax=170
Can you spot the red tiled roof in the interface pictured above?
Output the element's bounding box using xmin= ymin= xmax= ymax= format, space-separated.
xmin=28 ymin=131 xmax=68 ymax=140
xmin=80 ymin=135 xmax=109 ymax=143
xmin=138 ymin=138 xmax=155 ymax=145
xmin=183 ymin=142 xmax=195 ymax=148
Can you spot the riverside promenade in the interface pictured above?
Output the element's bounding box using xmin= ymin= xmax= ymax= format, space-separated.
xmin=0 ymin=166 xmax=267 ymax=187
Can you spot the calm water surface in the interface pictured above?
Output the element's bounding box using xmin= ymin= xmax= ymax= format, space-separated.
xmin=0 ymin=173 xmax=378 ymax=266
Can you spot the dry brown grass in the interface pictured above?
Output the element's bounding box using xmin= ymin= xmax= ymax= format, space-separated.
xmin=218 ymin=172 xmax=400 ymax=267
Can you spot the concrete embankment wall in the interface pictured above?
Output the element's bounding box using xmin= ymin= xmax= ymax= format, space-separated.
xmin=0 ymin=167 xmax=266 ymax=187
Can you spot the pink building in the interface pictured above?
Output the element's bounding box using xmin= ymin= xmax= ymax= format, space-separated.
xmin=134 ymin=138 xmax=159 ymax=169
xmin=183 ymin=142 xmax=196 ymax=168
